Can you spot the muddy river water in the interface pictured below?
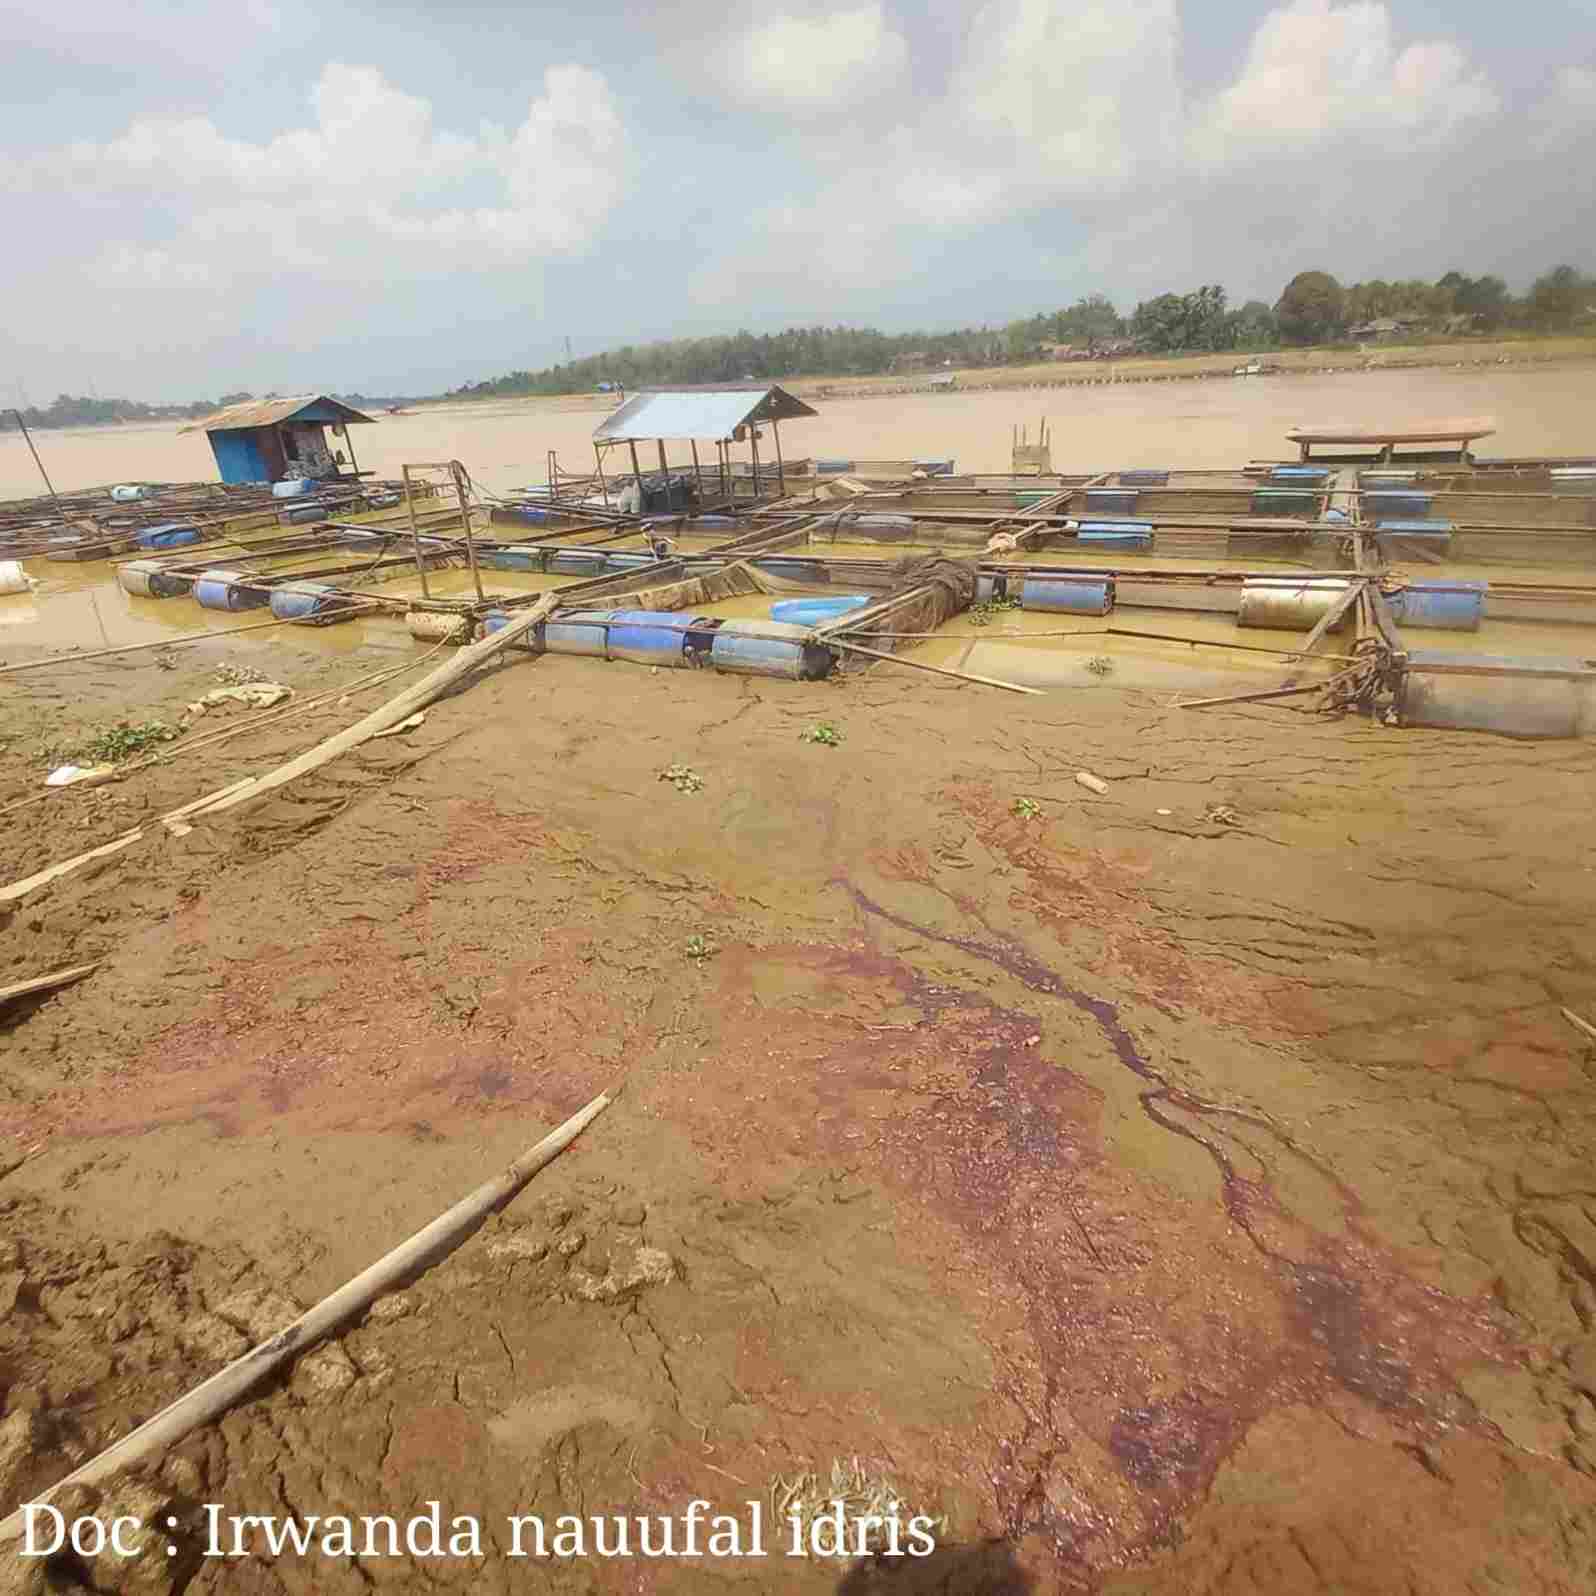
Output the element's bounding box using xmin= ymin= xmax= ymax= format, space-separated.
xmin=4 ymin=362 xmax=1594 ymax=502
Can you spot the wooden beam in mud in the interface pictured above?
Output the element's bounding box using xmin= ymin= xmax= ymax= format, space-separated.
xmin=0 ymin=962 xmax=99 ymax=1005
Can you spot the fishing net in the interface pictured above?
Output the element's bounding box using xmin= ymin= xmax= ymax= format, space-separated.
xmin=826 ymin=552 xmax=977 ymax=671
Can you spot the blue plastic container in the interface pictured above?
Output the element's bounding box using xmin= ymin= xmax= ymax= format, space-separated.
xmin=605 ymin=553 xmax=660 ymax=572
xmin=1079 ymin=528 xmax=1152 ymax=550
xmin=1087 ymin=489 xmax=1138 ymax=513
xmin=110 ymin=484 xmax=148 ymax=502
xmin=136 ymin=523 xmax=201 ymax=550
xmin=269 ymin=581 xmax=350 ymax=623
xmin=1021 ymin=576 xmax=1114 ymax=614
xmin=1252 ymin=488 xmax=1319 ymax=514
xmin=710 ymin=619 xmax=832 ymax=680
xmin=770 ymin=595 xmax=872 ymax=625
xmin=604 ymin=609 xmax=690 ymax=667
xmin=193 ymin=569 xmax=269 ymax=612
xmin=815 ymin=460 xmax=854 ymax=474
xmin=1120 ymin=469 xmax=1170 ymax=486
xmin=550 ymin=550 xmax=607 ymax=575
xmin=1365 ymin=490 xmax=1432 ymax=517
xmin=1268 ymin=466 xmax=1330 ymax=482
xmin=694 ymin=515 xmax=737 ymax=527
xmin=1377 ymin=522 xmax=1453 ymax=555
xmin=1388 ymin=580 xmax=1486 ymax=631
xmin=272 ymin=478 xmax=314 ymax=498
xmin=541 ymin=610 xmax=612 ymax=656
xmin=480 ymin=547 xmax=539 ymax=571
xmin=505 ymin=505 xmax=554 ymax=524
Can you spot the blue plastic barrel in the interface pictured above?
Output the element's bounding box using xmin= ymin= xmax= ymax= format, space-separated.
xmin=541 ymin=610 xmax=612 ymax=656
xmin=1079 ymin=530 xmax=1152 ymax=550
xmin=605 ymin=609 xmax=691 ymax=666
xmin=550 ymin=550 xmax=607 ymax=575
xmin=505 ymin=505 xmax=553 ymax=524
xmin=1120 ymin=469 xmax=1170 ymax=486
xmin=1021 ymin=576 xmax=1114 ymax=614
xmin=1365 ymin=490 xmax=1432 ymax=517
xmin=269 ymin=581 xmax=350 ymax=622
xmin=1087 ymin=489 xmax=1138 ymax=513
xmin=136 ymin=522 xmax=200 ymax=550
xmin=770 ymin=594 xmax=872 ymax=625
xmin=193 ymin=569 xmax=269 ymax=612
xmin=710 ymin=619 xmax=833 ymax=680
xmin=481 ymin=546 xmax=539 ymax=572
xmin=1376 ymin=522 xmax=1453 ymax=555
xmin=1387 ymin=580 xmax=1486 ymax=631
xmin=815 ymin=459 xmax=854 ymax=474
xmin=1269 ymin=465 xmax=1330 ymax=482
xmin=694 ymin=515 xmax=737 ymax=527
xmin=118 ymin=560 xmax=175 ymax=599
xmin=1252 ymin=488 xmax=1319 ymax=514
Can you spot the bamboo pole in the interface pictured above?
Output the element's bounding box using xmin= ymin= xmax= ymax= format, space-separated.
xmin=0 ymin=1084 xmax=620 ymax=1543
xmin=0 ymin=962 xmax=99 ymax=1005
xmin=826 ymin=636 xmax=1040 ymax=695
xmin=1563 ymin=1008 xmax=1596 ymax=1046
xmin=1177 ymin=682 xmax=1330 ymax=710
xmin=402 ymin=465 xmax=431 ymax=601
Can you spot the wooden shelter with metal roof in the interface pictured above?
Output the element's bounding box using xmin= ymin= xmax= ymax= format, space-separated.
xmin=591 ymin=384 xmax=817 ymax=507
xmin=179 ymin=395 xmax=376 ymax=486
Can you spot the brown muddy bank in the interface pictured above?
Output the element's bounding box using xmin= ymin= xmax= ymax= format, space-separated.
xmin=2 ymin=633 xmax=1596 ymax=1593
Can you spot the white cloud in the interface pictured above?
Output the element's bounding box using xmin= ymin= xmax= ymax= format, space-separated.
xmin=707 ymin=5 xmax=910 ymax=114
xmin=22 ymin=61 xmax=627 ymax=267
xmin=1194 ymin=0 xmax=1498 ymax=162
xmin=1529 ymin=63 xmax=1596 ymax=152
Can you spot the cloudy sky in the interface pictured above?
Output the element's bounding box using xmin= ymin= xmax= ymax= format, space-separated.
xmin=2 ymin=0 xmax=1593 ymax=399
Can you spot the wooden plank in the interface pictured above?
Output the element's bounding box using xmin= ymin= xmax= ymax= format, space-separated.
xmin=0 ymin=962 xmax=99 ymax=1004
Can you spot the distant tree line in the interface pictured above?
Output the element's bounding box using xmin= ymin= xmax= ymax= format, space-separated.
xmin=1 ymin=390 xmax=417 ymax=434
xmin=7 ymin=263 xmax=1590 ymax=429
xmin=454 ymin=262 xmax=1595 ymax=396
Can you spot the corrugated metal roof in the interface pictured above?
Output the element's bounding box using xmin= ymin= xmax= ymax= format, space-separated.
xmin=592 ymin=385 xmax=817 ymax=443
xmin=178 ymin=395 xmax=377 ymax=434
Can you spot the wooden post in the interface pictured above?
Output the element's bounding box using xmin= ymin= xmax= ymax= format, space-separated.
xmin=750 ymin=428 xmax=761 ymax=498
xmin=627 ymin=440 xmax=645 ymax=510
xmin=402 ymin=465 xmax=431 ymax=600
xmin=657 ymin=440 xmax=671 ymax=510
xmin=593 ymin=442 xmax=611 ymax=508
xmin=451 ymin=461 xmax=485 ymax=602
xmin=773 ymin=418 xmax=785 ymax=495
xmin=690 ymin=439 xmax=704 ymax=501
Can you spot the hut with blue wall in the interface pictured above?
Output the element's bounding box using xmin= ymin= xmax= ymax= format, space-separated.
xmin=179 ymin=395 xmax=376 ymax=486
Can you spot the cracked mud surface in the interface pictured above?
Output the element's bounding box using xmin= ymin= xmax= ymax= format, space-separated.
xmin=3 ymin=642 xmax=1596 ymax=1592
